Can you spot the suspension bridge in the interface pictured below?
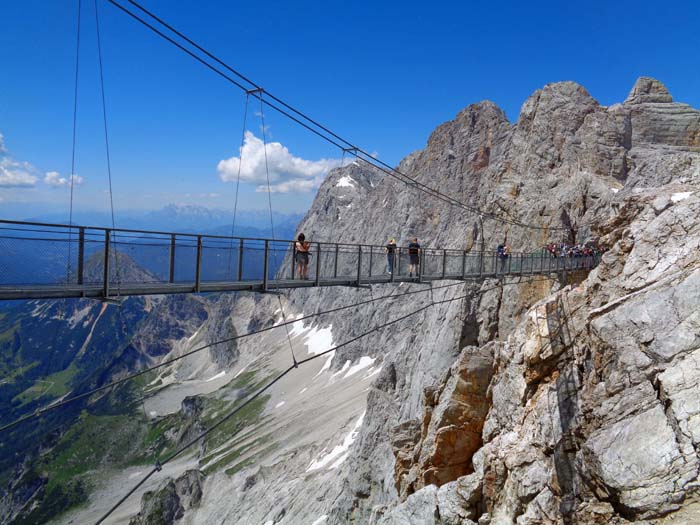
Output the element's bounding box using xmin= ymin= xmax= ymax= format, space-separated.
xmin=0 ymin=219 xmax=598 ymax=301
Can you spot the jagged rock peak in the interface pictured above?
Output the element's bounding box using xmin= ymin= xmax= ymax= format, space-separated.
xmin=625 ymin=76 xmax=673 ymax=104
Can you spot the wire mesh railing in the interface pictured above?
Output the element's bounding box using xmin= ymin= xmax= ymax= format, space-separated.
xmin=0 ymin=220 xmax=600 ymax=299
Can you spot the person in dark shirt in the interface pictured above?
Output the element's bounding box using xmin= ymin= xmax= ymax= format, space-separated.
xmin=408 ymin=238 xmax=421 ymax=277
xmin=386 ymin=238 xmax=397 ymax=274
xmin=295 ymin=233 xmax=311 ymax=279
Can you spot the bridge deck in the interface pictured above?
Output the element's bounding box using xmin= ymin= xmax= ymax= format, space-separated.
xmin=0 ymin=219 xmax=599 ymax=301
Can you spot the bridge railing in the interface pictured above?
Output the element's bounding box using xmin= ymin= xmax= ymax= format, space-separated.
xmin=0 ymin=220 xmax=599 ymax=295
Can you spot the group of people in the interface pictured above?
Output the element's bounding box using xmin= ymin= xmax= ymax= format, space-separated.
xmin=385 ymin=238 xmax=422 ymax=277
xmin=293 ymin=234 xmax=423 ymax=280
xmin=546 ymin=242 xmax=604 ymax=258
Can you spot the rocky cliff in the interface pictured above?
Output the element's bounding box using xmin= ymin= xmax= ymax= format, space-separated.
xmin=49 ymin=76 xmax=700 ymax=524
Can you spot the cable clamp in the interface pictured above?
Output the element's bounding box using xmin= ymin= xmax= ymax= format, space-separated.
xmin=342 ymin=146 xmax=359 ymax=155
xmin=154 ymin=460 xmax=162 ymax=472
xmin=246 ymin=87 xmax=264 ymax=96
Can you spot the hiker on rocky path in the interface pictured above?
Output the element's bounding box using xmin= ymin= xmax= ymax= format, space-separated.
xmin=295 ymin=233 xmax=311 ymax=280
xmin=408 ymin=238 xmax=421 ymax=277
xmin=386 ymin=238 xmax=397 ymax=274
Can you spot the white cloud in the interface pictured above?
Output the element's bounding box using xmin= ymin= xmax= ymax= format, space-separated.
xmin=217 ymin=131 xmax=340 ymax=193
xmin=44 ymin=171 xmax=84 ymax=187
xmin=0 ymin=157 xmax=38 ymax=187
xmin=0 ymin=133 xmax=40 ymax=188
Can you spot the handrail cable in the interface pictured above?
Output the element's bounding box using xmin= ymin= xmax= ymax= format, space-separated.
xmin=94 ymin=287 xmax=482 ymax=524
xmin=104 ymin=0 xmax=570 ymax=232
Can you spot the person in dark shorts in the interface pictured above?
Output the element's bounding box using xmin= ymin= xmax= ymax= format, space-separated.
xmin=408 ymin=237 xmax=421 ymax=277
xmin=295 ymin=233 xmax=311 ymax=279
xmin=386 ymin=238 xmax=397 ymax=274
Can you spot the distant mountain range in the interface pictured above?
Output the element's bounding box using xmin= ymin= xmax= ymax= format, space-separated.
xmin=16 ymin=204 xmax=303 ymax=240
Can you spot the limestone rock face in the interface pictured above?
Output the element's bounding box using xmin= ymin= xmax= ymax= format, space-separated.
xmin=138 ymin=78 xmax=700 ymax=525
xmin=130 ymin=470 xmax=204 ymax=525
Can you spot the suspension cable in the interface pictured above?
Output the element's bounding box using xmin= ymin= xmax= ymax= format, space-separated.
xmin=103 ymin=0 xmax=571 ymax=232
xmin=94 ymin=287 xmax=475 ymax=524
xmin=0 ymin=274 xmax=559 ymax=435
xmin=94 ymin=0 xmax=121 ymax=296
xmin=0 ymin=281 xmax=463 ymax=434
xmin=66 ymin=0 xmax=82 ymax=283
xmin=258 ymin=92 xmax=298 ymax=366
xmin=227 ymin=93 xmax=250 ymax=277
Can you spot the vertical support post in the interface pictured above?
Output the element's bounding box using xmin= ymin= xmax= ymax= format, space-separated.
xmin=195 ymin=235 xmax=203 ymax=293
xmin=390 ymin=249 xmax=396 ymax=283
xmin=356 ymin=245 xmax=362 ymax=286
xmin=418 ymin=249 xmax=423 ymax=282
xmin=315 ymin=242 xmax=321 ymax=286
xmin=333 ymin=244 xmax=339 ymax=278
xmin=461 ymin=251 xmax=467 ymax=280
xmin=77 ymin=227 xmax=85 ymax=286
xmin=103 ymin=229 xmax=111 ymax=298
xmin=169 ymin=233 xmax=176 ymax=283
xmin=442 ymin=250 xmax=447 ymax=279
xmin=368 ymin=246 xmax=373 ymax=278
xmin=291 ymin=242 xmax=296 ymax=280
xmin=508 ymin=251 xmax=512 ymax=274
xmin=237 ymin=239 xmax=244 ymax=281
xmin=397 ymin=248 xmax=401 ymax=277
xmin=262 ymin=240 xmax=269 ymax=291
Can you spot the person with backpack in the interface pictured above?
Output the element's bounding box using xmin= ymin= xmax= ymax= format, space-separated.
xmin=295 ymin=233 xmax=311 ymax=280
xmin=386 ymin=238 xmax=397 ymax=274
xmin=408 ymin=237 xmax=421 ymax=277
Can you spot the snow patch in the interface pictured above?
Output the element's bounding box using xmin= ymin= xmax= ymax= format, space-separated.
xmin=275 ymin=401 xmax=286 ymax=409
xmin=290 ymin=321 xmax=334 ymax=356
xmin=311 ymin=516 xmax=328 ymax=525
xmin=233 ymin=365 xmax=248 ymax=379
xmin=299 ymin=387 xmax=308 ymax=395
xmin=336 ymin=175 xmax=357 ymax=188
xmin=68 ymin=305 xmax=92 ymax=328
xmin=306 ymin=411 xmax=365 ymax=472
xmin=610 ymin=188 xmax=620 ymax=194
xmin=330 ymin=360 xmax=351 ymax=380
xmin=314 ymin=350 xmax=336 ymax=379
xmin=205 ymin=371 xmax=226 ymax=383
xmin=364 ymin=365 xmax=383 ymax=379
xmin=672 ymin=191 xmax=693 ymax=202
xmin=344 ymin=356 xmax=376 ymax=378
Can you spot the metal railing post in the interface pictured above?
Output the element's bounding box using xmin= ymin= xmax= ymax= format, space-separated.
xmin=195 ymin=235 xmax=203 ymax=293
xmin=77 ymin=227 xmax=85 ymax=286
xmin=397 ymin=247 xmax=401 ymax=277
xmin=462 ymin=251 xmax=467 ymax=280
xmin=103 ymin=229 xmax=111 ymax=298
xmin=334 ymin=244 xmax=339 ymax=278
xmin=292 ymin=243 xmax=297 ymax=280
xmin=169 ymin=233 xmax=176 ymax=283
xmin=442 ymin=250 xmax=447 ymax=279
xmin=237 ymin=239 xmax=244 ymax=281
xmin=262 ymin=240 xmax=269 ymax=291
xmin=356 ymin=245 xmax=362 ymax=286
xmin=418 ymin=249 xmax=423 ymax=282
xmin=390 ymin=250 xmax=396 ymax=283
xmin=315 ymin=242 xmax=321 ymax=286
xmin=368 ymin=246 xmax=373 ymax=278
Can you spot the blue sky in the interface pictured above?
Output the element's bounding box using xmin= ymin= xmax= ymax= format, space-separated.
xmin=1 ymin=0 xmax=699 ymax=219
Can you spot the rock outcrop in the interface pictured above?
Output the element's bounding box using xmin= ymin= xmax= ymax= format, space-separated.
xmin=123 ymin=77 xmax=700 ymax=525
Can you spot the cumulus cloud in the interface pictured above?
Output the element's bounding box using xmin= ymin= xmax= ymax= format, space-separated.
xmin=44 ymin=171 xmax=84 ymax=187
xmin=217 ymin=131 xmax=340 ymax=193
xmin=0 ymin=133 xmax=39 ymax=188
xmin=0 ymin=157 xmax=38 ymax=187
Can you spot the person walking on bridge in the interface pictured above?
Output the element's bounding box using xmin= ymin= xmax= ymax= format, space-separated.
xmin=386 ymin=238 xmax=397 ymax=275
xmin=408 ymin=237 xmax=421 ymax=277
xmin=295 ymin=233 xmax=311 ymax=280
